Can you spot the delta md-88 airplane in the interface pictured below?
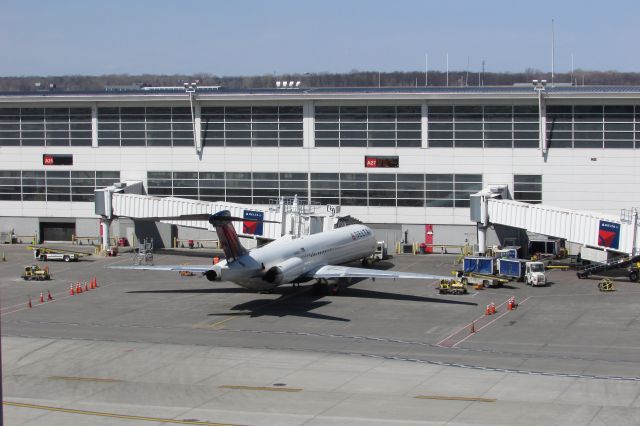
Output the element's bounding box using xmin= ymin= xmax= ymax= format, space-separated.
xmin=111 ymin=210 xmax=452 ymax=293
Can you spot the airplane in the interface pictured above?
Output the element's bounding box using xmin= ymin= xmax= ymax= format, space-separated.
xmin=109 ymin=210 xmax=453 ymax=294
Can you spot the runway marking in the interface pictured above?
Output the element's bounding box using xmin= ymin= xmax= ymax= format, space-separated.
xmin=414 ymin=395 xmax=496 ymax=403
xmin=436 ymin=296 xmax=530 ymax=348
xmin=3 ymin=401 xmax=237 ymax=425
xmin=195 ymin=316 xmax=238 ymax=329
xmin=0 ymin=281 xmax=116 ymax=317
xmin=48 ymin=375 xmax=122 ymax=383
xmin=219 ymin=384 xmax=302 ymax=392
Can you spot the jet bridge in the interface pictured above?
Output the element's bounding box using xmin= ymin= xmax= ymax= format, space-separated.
xmin=95 ymin=182 xmax=339 ymax=250
xmin=471 ymin=186 xmax=640 ymax=257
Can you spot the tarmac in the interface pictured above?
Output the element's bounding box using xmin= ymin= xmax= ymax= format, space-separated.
xmin=2 ymin=244 xmax=640 ymax=425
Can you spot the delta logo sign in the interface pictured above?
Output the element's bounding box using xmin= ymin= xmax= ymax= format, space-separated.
xmin=243 ymin=210 xmax=264 ymax=236
xmin=598 ymin=220 xmax=620 ymax=250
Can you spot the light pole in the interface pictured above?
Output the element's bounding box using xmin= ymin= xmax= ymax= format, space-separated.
xmin=184 ymin=82 xmax=200 ymax=155
xmin=532 ymin=80 xmax=548 ymax=154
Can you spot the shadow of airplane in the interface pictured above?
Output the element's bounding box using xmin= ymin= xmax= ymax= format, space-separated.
xmin=128 ymin=278 xmax=477 ymax=322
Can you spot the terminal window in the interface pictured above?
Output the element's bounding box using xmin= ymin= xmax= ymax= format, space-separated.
xmin=0 ymin=108 xmax=91 ymax=147
xmin=315 ymin=105 xmax=421 ymax=148
xmin=513 ymin=175 xmax=542 ymax=204
xmin=145 ymin=171 xmax=483 ymax=208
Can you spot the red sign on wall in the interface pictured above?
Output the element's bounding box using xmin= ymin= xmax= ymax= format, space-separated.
xmin=42 ymin=154 xmax=73 ymax=166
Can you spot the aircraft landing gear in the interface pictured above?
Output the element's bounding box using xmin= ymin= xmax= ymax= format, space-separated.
xmin=313 ymin=279 xmax=340 ymax=295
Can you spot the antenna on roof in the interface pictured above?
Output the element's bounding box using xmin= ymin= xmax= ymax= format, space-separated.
xmin=551 ymin=19 xmax=555 ymax=87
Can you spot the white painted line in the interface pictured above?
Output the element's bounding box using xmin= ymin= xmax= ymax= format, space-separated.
xmin=451 ymin=296 xmax=530 ymax=348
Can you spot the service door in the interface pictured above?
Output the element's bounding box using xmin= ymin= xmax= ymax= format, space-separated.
xmin=40 ymin=222 xmax=75 ymax=242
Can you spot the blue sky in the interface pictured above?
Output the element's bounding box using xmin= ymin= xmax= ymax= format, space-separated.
xmin=1 ymin=0 xmax=637 ymax=76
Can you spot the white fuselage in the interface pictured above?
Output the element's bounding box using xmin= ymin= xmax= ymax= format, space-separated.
xmin=215 ymin=224 xmax=377 ymax=290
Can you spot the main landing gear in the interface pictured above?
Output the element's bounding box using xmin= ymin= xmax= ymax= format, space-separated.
xmin=313 ymin=279 xmax=340 ymax=295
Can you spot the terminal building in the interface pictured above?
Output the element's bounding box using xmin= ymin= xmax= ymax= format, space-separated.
xmin=1 ymin=84 xmax=639 ymax=249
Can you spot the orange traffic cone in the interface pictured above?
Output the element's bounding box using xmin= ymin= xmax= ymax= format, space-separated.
xmin=490 ymin=303 xmax=496 ymax=315
xmin=94 ymin=277 xmax=99 ymax=288
xmin=47 ymin=290 xmax=53 ymax=301
xmin=39 ymin=292 xmax=44 ymax=304
xmin=486 ymin=305 xmax=491 ymax=316
xmin=28 ymin=297 xmax=32 ymax=308
xmin=76 ymin=282 xmax=82 ymax=294
xmin=89 ymin=277 xmax=94 ymax=289
xmin=470 ymin=321 xmax=476 ymax=333
xmin=70 ymin=284 xmax=75 ymax=296
xmin=84 ymin=282 xmax=89 ymax=292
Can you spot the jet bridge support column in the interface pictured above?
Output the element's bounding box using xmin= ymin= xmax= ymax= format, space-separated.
xmin=471 ymin=192 xmax=490 ymax=256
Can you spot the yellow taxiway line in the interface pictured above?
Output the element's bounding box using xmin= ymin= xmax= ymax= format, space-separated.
xmin=3 ymin=401 xmax=237 ymax=425
xmin=414 ymin=395 xmax=496 ymax=403
xmin=219 ymin=385 xmax=303 ymax=392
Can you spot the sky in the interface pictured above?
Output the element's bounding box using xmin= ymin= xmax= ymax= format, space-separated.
xmin=1 ymin=0 xmax=638 ymax=76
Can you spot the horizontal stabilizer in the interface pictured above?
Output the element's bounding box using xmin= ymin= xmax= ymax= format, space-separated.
xmin=108 ymin=264 xmax=215 ymax=272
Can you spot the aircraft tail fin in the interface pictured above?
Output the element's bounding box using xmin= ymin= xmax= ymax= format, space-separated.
xmin=209 ymin=211 xmax=248 ymax=262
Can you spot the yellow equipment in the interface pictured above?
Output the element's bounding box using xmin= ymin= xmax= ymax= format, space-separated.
xmin=438 ymin=278 xmax=468 ymax=295
xmin=21 ymin=265 xmax=51 ymax=281
xmin=598 ymin=278 xmax=615 ymax=292
xmin=27 ymin=246 xmax=90 ymax=262
xmin=179 ymin=263 xmax=195 ymax=277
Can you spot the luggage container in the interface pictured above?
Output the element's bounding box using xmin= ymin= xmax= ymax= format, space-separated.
xmin=497 ymin=258 xmax=526 ymax=279
xmin=463 ymin=256 xmax=494 ymax=275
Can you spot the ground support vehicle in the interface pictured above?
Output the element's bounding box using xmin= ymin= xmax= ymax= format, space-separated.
xmin=438 ymin=278 xmax=468 ymax=295
xmin=525 ymin=261 xmax=546 ymax=286
xmin=29 ymin=246 xmax=86 ymax=262
xmin=628 ymin=262 xmax=640 ymax=282
xmin=466 ymin=272 xmax=509 ymax=288
xmin=21 ymin=265 xmax=51 ymax=281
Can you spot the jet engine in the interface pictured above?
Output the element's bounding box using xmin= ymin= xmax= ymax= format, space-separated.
xmin=204 ymin=269 xmax=219 ymax=282
xmin=263 ymin=257 xmax=305 ymax=285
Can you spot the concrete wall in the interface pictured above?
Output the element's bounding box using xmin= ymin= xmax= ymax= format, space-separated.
xmin=0 ymin=217 xmax=38 ymax=242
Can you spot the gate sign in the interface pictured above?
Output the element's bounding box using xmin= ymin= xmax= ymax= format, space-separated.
xmin=243 ymin=210 xmax=264 ymax=236
xmin=598 ymin=220 xmax=620 ymax=250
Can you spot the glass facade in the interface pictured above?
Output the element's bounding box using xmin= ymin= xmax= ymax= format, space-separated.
xmin=514 ymin=175 xmax=542 ymax=204
xmin=3 ymin=103 xmax=639 ymax=149
xmin=428 ymin=105 xmax=539 ymax=148
xmin=0 ymin=170 xmax=120 ymax=202
xmin=548 ymin=105 xmax=637 ymax=149
xmin=98 ymin=106 xmax=194 ymax=147
xmin=315 ymin=105 xmax=421 ymax=148
xmin=0 ymin=108 xmax=92 ymax=147
xmin=148 ymin=172 xmax=482 ymax=207
xmin=201 ymin=106 xmax=303 ymax=147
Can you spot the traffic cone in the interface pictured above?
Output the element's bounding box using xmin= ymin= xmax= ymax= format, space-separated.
xmin=28 ymin=297 xmax=32 ymax=308
xmin=76 ymin=282 xmax=82 ymax=294
xmin=84 ymin=282 xmax=89 ymax=292
xmin=490 ymin=303 xmax=496 ymax=315
xmin=94 ymin=277 xmax=99 ymax=288
xmin=470 ymin=321 xmax=476 ymax=333
xmin=69 ymin=284 xmax=75 ymax=296
xmin=39 ymin=292 xmax=44 ymax=304
xmin=486 ymin=305 xmax=491 ymax=316
xmin=47 ymin=290 xmax=53 ymax=301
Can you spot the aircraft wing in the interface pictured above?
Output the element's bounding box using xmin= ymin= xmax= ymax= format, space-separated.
xmin=310 ymin=265 xmax=452 ymax=281
xmin=108 ymin=265 xmax=214 ymax=273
